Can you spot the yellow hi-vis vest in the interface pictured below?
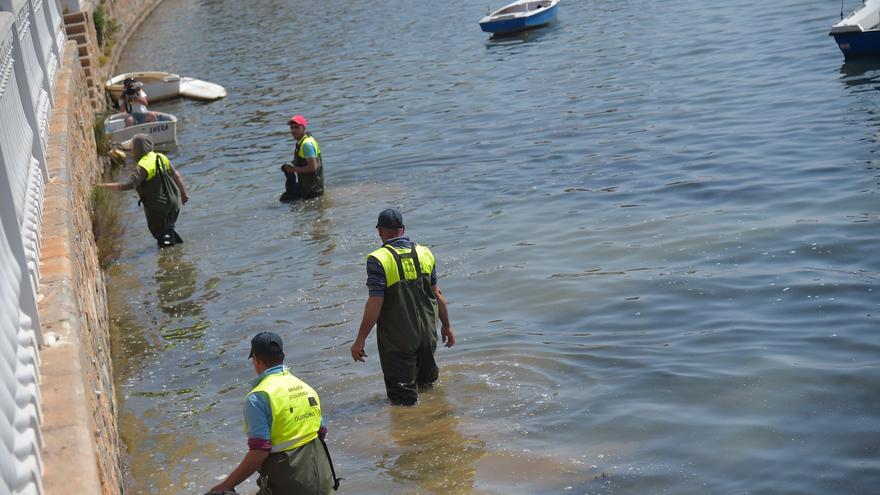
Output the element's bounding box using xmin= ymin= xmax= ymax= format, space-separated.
xmin=293 ymin=134 xmax=324 ymax=197
xmin=368 ymin=243 xmax=435 ymax=288
xmin=295 ymin=135 xmax=321 ymax=161
xmin=368 ymin=243 xmax=438 ymax=353
xmin=134 ymin=151 xmax=180 ymax=209
xmin=245 ymin=369 xmax=323 ymax=453
xmin=137 ymin=151 xmax=172 ymax=180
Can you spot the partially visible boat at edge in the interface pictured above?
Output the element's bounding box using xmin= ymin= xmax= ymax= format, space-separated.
xmin=105 ymin=71 xmax=227 ymax=103
xmin=830 ymin=0 xmax=880 ymax=58
xmin=479 ymin=0 xmax=559 ymax=35
xmin=104 ymin=111 xmax=178 ymax=148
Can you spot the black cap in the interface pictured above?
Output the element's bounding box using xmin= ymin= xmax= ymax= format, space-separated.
xmin=248 ymin=331 xmax=283 ymax=359
xmin=376 ymin=208 xmax=404 ymax=229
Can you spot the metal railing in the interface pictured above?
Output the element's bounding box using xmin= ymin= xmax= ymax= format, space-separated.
xmin=0 ymin=1 xmax=66 ymax=493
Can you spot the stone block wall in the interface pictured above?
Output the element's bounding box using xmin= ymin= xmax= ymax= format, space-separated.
xmin=62 ymin=9 xmax=101 ymax=109
xmin=63 ymin=0 xmax=165 ymax=110
xmin=36 ymin=1 xmax=165 ymax=493
xmin=38 ymin=40 xmax=123 ymax=495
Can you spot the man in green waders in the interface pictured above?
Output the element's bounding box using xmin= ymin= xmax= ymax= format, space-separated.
xmin=208 ymin=332 xmax=340 ymax=494
xmin=279 ymin=114 xmax=324 ymax=202
xmin=96 ymin=134 xmax=188 ymax=247
xmin=351 ymin=209 xmax=456 ymax=406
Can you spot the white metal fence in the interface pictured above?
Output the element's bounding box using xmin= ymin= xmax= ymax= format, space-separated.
xmin=0 ymin=0 xmax=66 ymax=493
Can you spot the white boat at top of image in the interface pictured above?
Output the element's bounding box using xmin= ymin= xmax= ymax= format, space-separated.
xmin=105 ymin=71 xmax=227 ymax=102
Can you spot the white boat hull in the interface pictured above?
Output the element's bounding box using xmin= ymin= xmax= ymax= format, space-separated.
xmin=106 ymin=71 xmax=181 ymax=102
xmin=106 ymin=71 xmax=227 ymax=102
xmin=179 ymin=77 xmax=228 ymax=100
xmin=104 ymin=111 xmax=178 ymax=147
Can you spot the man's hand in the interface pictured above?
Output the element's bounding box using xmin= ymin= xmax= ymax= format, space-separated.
xmin=181 ymin=191 xmax=189 ymax=205
xmin=206 ymin=482 xmax=235 ymax=494
xmin=351 ymin=339 xmax=368 ymax=362
xmin=280 ymin=163 xmax=295 ymax=174
xmin=441 ymin=325 xmax=456 ymax=348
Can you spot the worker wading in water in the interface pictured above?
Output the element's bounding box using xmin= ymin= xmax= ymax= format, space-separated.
xmin=351 ymin=209 xmax=456 ymax=406
xmin=208 ymin=332 xmax=340 ymax=494
xmin=280 ymin=114 xmax=324 ymax=202
xmin=96 ymin=134 xmax=189 ymax=247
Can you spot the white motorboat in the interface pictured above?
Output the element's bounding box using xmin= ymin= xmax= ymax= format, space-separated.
xmin=105 ymin=71 xmax=227 ymax=102
xmin=104 ymin=111 xmax=178 ymax=147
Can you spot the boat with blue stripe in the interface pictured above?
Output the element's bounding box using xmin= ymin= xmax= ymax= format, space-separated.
xmin=479 ymin=0 xmax=559 ymax=35
xmin=830 ymin=0 xmax=880 ymax=58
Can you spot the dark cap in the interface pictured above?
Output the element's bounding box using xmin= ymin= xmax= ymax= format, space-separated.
xmin=376 ymin=208 xmax=404 ymax=229
xmin=248 ymin=331 xmax=283 ymax=359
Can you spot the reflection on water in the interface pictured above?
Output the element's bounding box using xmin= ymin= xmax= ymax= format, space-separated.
xmin=288 ymin=193 xmax=337 ymax=260
xmin=839 ymin=59 xmax=880 ymax=81
xmin=155 ymin=247 xmax=211 ymax=345
xmin=385 ymin=391 xmax=484 ymax=494
xmin=485 ymin=24 xmax=556 ymax=47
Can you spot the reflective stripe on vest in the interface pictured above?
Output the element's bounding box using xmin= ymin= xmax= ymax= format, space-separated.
xmin=245 ymin=370 xmax=322 ymax=453
xmin=368 ymin=243 xmax=435 ymax=287
xmin=137 ymin=151 xmax=171 ymax=181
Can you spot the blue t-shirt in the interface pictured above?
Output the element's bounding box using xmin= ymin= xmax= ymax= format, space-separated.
xmin=300 ymin=140 xmax=317 ymax=159
xmin=244 ymin=365 xmax=284 ymax=442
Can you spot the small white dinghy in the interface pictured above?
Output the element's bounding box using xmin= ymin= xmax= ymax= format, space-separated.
xmin=180 ymin=76 xmax=227 ymax=101
xmin=104 ymin=111 xmax=178 ymax=148
xmin=106 ymin=71 xmax=227 ymax=102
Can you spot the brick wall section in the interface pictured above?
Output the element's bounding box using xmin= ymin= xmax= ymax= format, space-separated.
xmin=63 ymin=0 xmax=167 ymax=110
xmin=38 ymin=40 xmax=124 ymax=495
xmin=62 ymin=10 xmax=102 ymax=110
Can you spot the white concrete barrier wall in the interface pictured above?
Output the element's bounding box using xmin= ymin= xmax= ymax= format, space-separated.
xmin=0 ymin=2 xmax=64 ymax=493
xmin=28 ymin=0 xmax=57 ymax=101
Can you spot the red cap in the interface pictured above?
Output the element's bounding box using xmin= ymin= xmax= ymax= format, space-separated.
xmin=287 ymin=114 xmax=307 ymax=127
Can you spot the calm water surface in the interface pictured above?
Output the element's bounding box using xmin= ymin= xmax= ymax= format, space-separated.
xmin=107 ymin=0 xmax=880 ymax=493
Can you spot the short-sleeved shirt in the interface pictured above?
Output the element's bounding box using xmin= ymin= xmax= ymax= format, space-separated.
xmin=244 ymin=365 xmax=282 ymax=451
xmin=366 ymin=236 xmax=438 ymax=297
xmin=131 ymin=90 xmax=149 ymax=113
xmin=299 ymin=140 xmax=318 ymax=160
xmin=244 ymin=365 xmax=326 ymax=451
xmin=119 ymin=89 xmax=149 ymax=113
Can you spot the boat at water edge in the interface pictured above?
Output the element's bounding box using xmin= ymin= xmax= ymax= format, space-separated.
xmin=104 ymin=111 xmax=178 ymax=147
xmin=106 ymin=71 xmax=227 ymax=102
xmin=479 ymin=0 xmax=559 ymax=35
xmin=830 ymin=0 xmax=880 ymax=58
